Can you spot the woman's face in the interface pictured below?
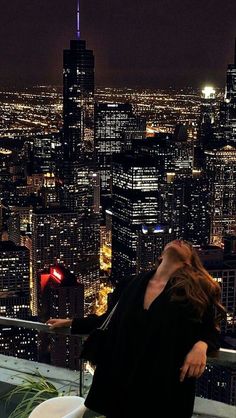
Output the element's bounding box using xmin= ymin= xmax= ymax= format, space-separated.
xmin=163 ymin=240 xmax=192 ymax=264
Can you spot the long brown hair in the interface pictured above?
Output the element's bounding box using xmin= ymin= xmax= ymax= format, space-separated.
xmin=165 ymin=242 xmax=227 ymax=325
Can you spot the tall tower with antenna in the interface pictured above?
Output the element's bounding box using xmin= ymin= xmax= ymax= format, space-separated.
xmin=61 ymin=1 xmax=100 ymax=316
xmin=77 ymin=0 xmax=81 ymax=40
xmin=63 ymin=0 xmax=95 ymax=160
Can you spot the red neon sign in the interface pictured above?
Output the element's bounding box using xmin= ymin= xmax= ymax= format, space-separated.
xmin=41 ymin=267 xmax=64 ymax=290
xmin=50 ymin=267 xmax=63 ymax=283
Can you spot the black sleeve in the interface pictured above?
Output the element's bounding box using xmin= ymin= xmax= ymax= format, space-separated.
xmin=71 ymin=313 xmax=108 ymax=335
xmin=198 ymin=303 xmax=221 ymax=356
xmin=71 ymin=276 xmax=135 ymax=335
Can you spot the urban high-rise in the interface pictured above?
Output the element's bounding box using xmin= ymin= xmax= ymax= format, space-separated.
xmin=112 ymin=151 xmax=172 ymax=282
xmin=205 ymin=145 xmax=236 ymax=245
xmin=0 ymin=241 xmax=37 ymax=360
xmin=220 ymin=39 xmax=236 ymax=143
xmin=95 ymin=102 xmax=145 ymax=198
xmin=59 ymin=1 xmax=100 ymax=313
xmin=39 ymin=265 xmax=84 ymax=370
xmin=63 ymin=37 xmax=94 ymax=158
xmin=32 ymin=208 xmax=82 ymax=314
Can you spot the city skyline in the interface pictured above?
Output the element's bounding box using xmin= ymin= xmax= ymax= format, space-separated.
xmin=0 ymin=0 xmax=236 ymax=88
xmin=0 ymin=1 xmax=235 ymax=413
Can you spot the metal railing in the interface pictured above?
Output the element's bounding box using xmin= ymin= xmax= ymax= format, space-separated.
xmin=0 ymin=315 xmax=88 ymax=398
xmin=0 ymin=315 xmax=235 ymax=363
xmin=0 ymin=316 xmax=72 ymax=335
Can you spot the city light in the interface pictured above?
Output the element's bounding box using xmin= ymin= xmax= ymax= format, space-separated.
xmin=202 ymin=86 xmax=216 ymax=99
xmin=0 ymin=2 xmax=235 ymax=410
xmin=50 ymin=268 xmax=63 ymax=283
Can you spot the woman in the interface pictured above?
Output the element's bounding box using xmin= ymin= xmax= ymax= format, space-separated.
xmin=47 ymin=240 xmax=226 ymax=418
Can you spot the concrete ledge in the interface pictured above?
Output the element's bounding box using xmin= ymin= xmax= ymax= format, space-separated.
xmin=0 ymin=353 xmax=81 ymax=391
xmin=194 ymin=397 xmax=236 ymax=418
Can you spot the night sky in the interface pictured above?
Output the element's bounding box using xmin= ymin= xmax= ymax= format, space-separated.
xmin=0 ymin=0 xmax=236 ymax=88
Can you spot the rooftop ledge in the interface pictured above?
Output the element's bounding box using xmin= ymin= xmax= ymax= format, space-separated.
xmin=0 ymin=354 xmax=234 ymax=418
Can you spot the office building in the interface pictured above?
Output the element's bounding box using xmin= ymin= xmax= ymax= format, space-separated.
xmin=171 ymin=171 xmax=212 ymax=245
xmin=32 ymin=208 xmax=99 ymax=315
xmin=205 ymin=145 xmax=236 ymax=245
xmin=39 ymin=265 xmax=84 ymax=370
xmin=0 ymin=241 xmax=36 ymax=360
xmin=95 ymin=102 xmax=146 ymax=198
xmin=112 ymin=152 xmax=162 ymax=282
xmin=63 ymin=39 xmax=94 ymax=158
xmin=220 ymin=39 xmax=236 ymax=143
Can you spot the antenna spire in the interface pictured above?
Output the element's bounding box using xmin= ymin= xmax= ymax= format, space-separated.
xmin=77 ymin=0 xmax=81 ymax=40
xmin=234 ymin=37 xmax=236 ymax=66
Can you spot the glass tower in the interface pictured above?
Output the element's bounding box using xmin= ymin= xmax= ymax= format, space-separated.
xmin=63 ymin=40 xmax=95 ymax=158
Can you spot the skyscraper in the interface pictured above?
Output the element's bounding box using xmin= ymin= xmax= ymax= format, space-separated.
xmin=0 ymin=241 xmax=30 ymax=319
xmin=197 ymin=86 xmax=218 ymax=152
xmin=220 ymin=39 xmax=236 ymax=143
xmin=60 ymin=1 xmax=100 ymax=313
xmin=63 ymin=2 xmax=94 ymax=158
xmin=28 ymin=134 xmax=62 ymax=175
xmin=205 ymin=145 xmax=236 ymax=245
xmin=61 ymin=0 xmax=96 ymax=211
xmin=32 ymin=208 xmax=82 ymax=315
xmin=112 ymin=152 xmax=172 ymax=282
xmin=136 ymin=225 xmax=174 ymax=274
xmin=171 ymin=171 xmax=212 ymax=245
xmin=0 ymin=241 xmax=37 ymax=360
xmin=39 ymin=265 xmax=84 ymax=370
xmin=95 ymin=103 xmax=145 ymax=199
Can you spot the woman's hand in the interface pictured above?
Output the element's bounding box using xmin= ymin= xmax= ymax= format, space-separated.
xmin=46 ymin=318 xmax=72 ymax=329
xmin=180 ymin=341 xmax=207 ymax=382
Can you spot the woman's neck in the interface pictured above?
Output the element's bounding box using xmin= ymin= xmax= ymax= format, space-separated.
xmin=152 ymin=257 xmax=184 ymax=284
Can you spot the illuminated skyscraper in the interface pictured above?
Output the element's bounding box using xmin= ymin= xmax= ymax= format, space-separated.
xmin=205 ymin=145 xmax=236 ymax=245
xmin=28 ymin=134 xmax=62 ymax=175
xmin=134 ymin=134 xmax=193 ymax=176
xmin=225 ymin=39 xmax=236 ymax=104
xmin=61 ymin=0 xmax=96 ymax=210
xmin=32 ymin=208 xmax=82 ymax=314
xmin=112 ymin=152 xmax=167 ymax=282
xmin=136 ymin=225 xmax=173 ymax=274
xmin=0 ymin=241 xmax=30 ymax=319
xmin=220 ymin=39 xmax=236 ymax=143
xmin=60 ymin=1 xmax=100 ymax=313
xmin=32 ymin=208 xmax=99 ymax=315
xmin=171 ymin=171 xmax=212 ymax=245
xmin=0 ymin=241 xmax=36 ymax=360
xmin=63 ymin=4 xmax=94 ymax=159
xmin=195 ymin=86 xmax=220 ymax=170
xmin=198 ymin=87 xmax=218 ymax=148
xmin=39 ymin=265 xmax=84 ymax=370
xmin=95 ymin=103 xmax=145 ymax=198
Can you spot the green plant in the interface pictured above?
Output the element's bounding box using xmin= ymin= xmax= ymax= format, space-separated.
xmin=2 ymin=372 xmax=72 ymax=418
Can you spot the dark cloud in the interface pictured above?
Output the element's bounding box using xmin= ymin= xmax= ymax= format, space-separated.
xmin=0 ymin=0 xmax=235 ymax=88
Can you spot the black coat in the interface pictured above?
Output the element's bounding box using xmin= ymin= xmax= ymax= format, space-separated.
xmin=72 ymin=270 xmax=220 ymax=418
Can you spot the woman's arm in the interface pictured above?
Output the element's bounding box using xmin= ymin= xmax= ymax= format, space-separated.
xmin=71 ymin=312 xmax=108 ymax=335
xmin=71 ymin=276 xmax=135 ymax=334
xmin=179 ymin=303 xmax=220 ymax=382
xmin=197 ymin=303 xmax=221 ymax=355
xmin=47 ymin=275 xmax=137 ymax=335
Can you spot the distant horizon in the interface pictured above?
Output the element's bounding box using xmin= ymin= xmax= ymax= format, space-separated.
xmin=0 ymin=83 xmax=226 ymax=92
